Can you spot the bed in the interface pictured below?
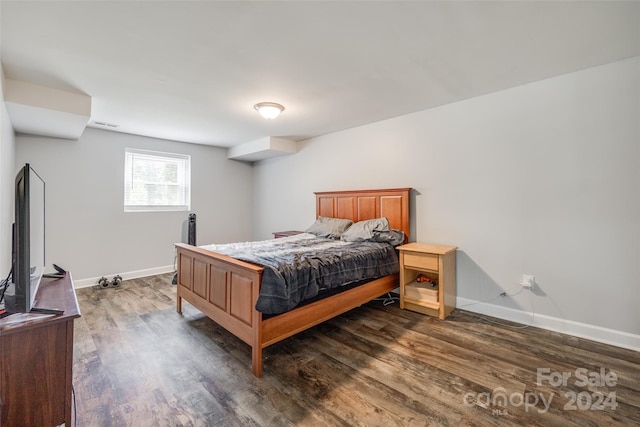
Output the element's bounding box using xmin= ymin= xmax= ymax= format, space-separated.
xmin=175 ymin=188 xmax=411 ymax=377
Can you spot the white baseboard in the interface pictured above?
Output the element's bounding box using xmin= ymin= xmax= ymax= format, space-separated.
xmin=73 ymin=265 xmax=175 ymax=289
xmin=456 ymin=297 xmax=640 ymax=352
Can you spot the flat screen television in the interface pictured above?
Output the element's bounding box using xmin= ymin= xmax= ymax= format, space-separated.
xmin=4 ymin=163 xmax=46 ymax=313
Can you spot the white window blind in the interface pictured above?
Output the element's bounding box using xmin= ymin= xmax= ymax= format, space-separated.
xmin=124 ymin=148 xmax=191 ymax=212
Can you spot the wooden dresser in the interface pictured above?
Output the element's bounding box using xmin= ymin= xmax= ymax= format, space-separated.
xmin=0 ymin=273 xmax=80 ymax=427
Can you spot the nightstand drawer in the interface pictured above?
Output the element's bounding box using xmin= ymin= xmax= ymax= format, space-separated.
xmin=403 ymin=252 xmax=439 ymax=271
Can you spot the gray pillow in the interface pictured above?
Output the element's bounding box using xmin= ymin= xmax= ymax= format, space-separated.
xmin=371 ymin=229 xmax=405 ymax=246
xmin=340 ymin=217 xmax=389 ymax=242
xmin=305 ymin=216 xmax=353 ymax=239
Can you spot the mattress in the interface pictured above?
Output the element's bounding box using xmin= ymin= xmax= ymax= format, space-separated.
xmin=200 ymin=233 xmax=399 ymax=315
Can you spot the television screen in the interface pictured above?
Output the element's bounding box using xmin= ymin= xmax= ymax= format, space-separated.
xmin=4 ymin=164 xmax=45 ymax=313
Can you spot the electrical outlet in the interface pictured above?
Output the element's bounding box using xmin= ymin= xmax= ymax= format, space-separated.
xmin=521 ymin=275 xmax=535 ymax=289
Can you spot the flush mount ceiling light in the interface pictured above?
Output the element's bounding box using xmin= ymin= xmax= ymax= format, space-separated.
xmin=254 ymin=102 xmax=284 ymax=120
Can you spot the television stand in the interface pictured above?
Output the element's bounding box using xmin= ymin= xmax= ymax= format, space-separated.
xmin=0 ymin=272 xmax=80 ymax=426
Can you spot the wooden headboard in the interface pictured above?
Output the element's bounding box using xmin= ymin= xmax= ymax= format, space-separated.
xmin=314 ymin=188 xmax=411 ymax=242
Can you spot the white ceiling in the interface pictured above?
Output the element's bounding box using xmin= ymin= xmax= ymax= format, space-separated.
xmin=1 ymin=1 xmax=639 ymax=148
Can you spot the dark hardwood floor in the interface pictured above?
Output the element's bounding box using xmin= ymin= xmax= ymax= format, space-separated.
xmin=73 ymin=274 xmax=639 ymax=426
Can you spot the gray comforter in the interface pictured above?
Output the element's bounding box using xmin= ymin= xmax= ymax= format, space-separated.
xmin=200 ymin=233 xmax=399 ymax=315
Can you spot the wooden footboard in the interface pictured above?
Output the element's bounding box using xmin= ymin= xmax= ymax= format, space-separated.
xmin=176 ymin=188 xmax=411 ymax=377
xmin=176 ymin=242 xmax=397 ymax=377
xmin=175 ymin=243 xmax=265 ymax=375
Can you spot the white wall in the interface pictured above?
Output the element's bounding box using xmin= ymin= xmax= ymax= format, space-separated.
xmin=253 ymin=57 xmax=640 ymax=346
xmin=0 ymin=66 xmax=16 ymax=275
xmin=15 ymin=128 xmax=253 ymax=283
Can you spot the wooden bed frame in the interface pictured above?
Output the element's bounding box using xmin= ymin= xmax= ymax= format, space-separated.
xmin=175 ymin=188 xmax=411 ymax=377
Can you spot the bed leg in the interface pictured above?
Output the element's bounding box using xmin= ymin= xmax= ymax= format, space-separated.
xmin=177 ymin=295 xmax=182 ymax=314
xmin=252 ymin=345 xmax=263 ymax=378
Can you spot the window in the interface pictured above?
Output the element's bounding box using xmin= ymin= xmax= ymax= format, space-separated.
xmin=124 ymin=148 xmax=190 ymax=212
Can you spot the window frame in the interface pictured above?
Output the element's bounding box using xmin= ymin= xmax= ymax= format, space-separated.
xmin=124 ymin=148 xmax=191 ymax=213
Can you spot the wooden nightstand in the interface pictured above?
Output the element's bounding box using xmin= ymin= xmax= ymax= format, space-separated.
xmin=272 ymin=230 xmax=303 ymax=238
xmin=397 ymin=242 xmax=458 ymax=320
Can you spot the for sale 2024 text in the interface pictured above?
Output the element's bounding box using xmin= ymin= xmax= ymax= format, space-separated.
xmin=537 ymin=367 xmax=618 ymax=411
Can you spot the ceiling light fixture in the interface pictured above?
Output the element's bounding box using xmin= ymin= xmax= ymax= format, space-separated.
xmin=254 ymin=102 xmax=284 ymax=120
